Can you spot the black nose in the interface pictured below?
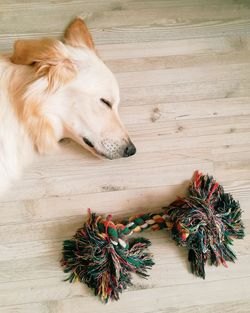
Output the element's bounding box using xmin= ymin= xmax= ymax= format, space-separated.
xmin=123 ymin=142 xmax=136 ymax=157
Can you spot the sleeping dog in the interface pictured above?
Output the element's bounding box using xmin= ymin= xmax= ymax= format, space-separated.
xmin=0 ymin=17 xmax=136 ymax=194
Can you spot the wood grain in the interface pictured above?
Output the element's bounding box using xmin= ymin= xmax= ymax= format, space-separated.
xmin=0 ymin=0 xmax=250 ymax=312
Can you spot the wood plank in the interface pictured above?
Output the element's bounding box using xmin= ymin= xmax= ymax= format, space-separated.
xmin=99 ymin=36 xmax=250 ymax=60
xmin=116 ymin=63 xmax=250 ymax=88
xmin=0 ymin=159 xmax=213 ymax=202
xmin=2 ymin=300 xmax=250 ymax=313
xmin=1 ymin=17 xmax=250 ymax=51
xmin=106 ymin=51 xmax=250 ymax=73
xmin=120 ymin=79 xmax=250 ymax=105
xmin=120 ymin=97 xmax=250 ymax=125
xmin=0 ymin=274 xmax=250 ymax=309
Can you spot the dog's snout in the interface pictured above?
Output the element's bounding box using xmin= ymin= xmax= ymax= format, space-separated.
xmin=123 ymin=142 xmax=136 ymax=157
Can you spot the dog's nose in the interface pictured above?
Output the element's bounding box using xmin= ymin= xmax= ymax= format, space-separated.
xmin=123 ymin=142 xmax=136 ymax=157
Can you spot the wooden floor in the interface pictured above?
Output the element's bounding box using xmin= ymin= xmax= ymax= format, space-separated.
xmin=1 ymin=0 xmax=250 ymax=312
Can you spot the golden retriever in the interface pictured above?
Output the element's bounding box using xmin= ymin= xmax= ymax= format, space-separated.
xmin=0 ymin=17 xmax=136 ymax=194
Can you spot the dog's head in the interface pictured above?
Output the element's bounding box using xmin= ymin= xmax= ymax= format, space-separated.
xmin=11 ymin=18 xmax=136 ymax=159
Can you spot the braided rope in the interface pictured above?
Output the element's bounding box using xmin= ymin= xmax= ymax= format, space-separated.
xmin=93 ymin=210 xmax=173 ymax=249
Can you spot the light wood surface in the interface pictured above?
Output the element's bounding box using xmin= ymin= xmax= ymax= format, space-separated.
xmin=0 ymin=0 xmax=250 ymax=312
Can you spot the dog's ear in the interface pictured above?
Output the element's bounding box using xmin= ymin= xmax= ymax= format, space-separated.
xmin=12 ymin=38 xmax=55 ymax=65
xmin=64 ymin=17 xmax=95 ymax=50
xmin=11 ymin=38 xmax=77 ymax=90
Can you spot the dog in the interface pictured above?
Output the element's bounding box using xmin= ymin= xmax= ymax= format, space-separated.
xmin=0 ymin=17 xmax=136 ymax=195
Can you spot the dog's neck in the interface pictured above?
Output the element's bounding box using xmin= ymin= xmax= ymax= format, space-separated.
xmin=0 ymin=58 xmax=38 ymax=195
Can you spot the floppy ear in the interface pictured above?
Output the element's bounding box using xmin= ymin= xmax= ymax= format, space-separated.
xmin=11 ymin=38 xmax=77 ymax=90
xmin=64 ymin=17 xmax=95 ymax=50
xmin=12 ymin=38 xmax=55 ymax=65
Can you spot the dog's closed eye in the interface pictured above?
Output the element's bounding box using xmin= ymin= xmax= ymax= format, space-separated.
xmin=100 ymin=98 xmax=112 ymax=109
xmin=83 ymin=137 xmax=94 ymax=148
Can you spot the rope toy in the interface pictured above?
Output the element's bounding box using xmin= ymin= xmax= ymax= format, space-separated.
xmin=61 ymin=171 xmax=244 ymax=302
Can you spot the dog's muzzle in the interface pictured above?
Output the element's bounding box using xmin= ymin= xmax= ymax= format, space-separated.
xmin=99 ymin=138 xmax=137 ymax=159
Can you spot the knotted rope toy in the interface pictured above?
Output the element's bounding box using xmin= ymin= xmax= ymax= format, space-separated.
xmin=61 ymin=171 xmax=244 ymax=302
